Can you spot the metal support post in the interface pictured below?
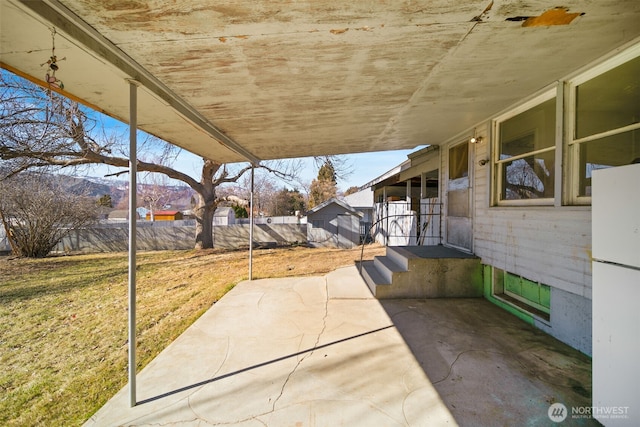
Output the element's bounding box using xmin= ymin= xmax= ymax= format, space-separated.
xmin=127 ymin=79 xmax=138 ymax=407
xmin=249 ymin=166 xmax=254 ymax=280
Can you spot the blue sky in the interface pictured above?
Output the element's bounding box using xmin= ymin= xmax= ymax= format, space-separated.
xmin=3 ymin=69 xmax=423 ymax=192
xmin=86 ymin=109 xmax=424 ymax=190
xmin=83 ymin=134 xmax=423 ymax=192
xmin=163 ymin=147 xmax=423 ymax=192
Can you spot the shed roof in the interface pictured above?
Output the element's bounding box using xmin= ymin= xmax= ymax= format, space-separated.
xmin=152 ymin=210 xmax=181 ymax=216
xmin=307 ymin=198 xmax=363 ymax=217
xmin=214 ymin=207 xmax=235 ymax=217
xmin=108 ymin=209 xmax=138 ymax=219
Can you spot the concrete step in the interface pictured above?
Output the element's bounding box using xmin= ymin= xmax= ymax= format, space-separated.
xmin=358 ymin=260 xmax=390 ymax=297
xmin=373 ymin=255 xmax=407 ymax=284
xmin=358 ymin=245 xmax=483 ymax=299
xmin=385 ymin=246 xmax=411 ymax=270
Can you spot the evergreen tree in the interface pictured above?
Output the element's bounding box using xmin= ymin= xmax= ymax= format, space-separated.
xmin=308 ymin=160 xmax=338 ymax=208
xmin=273 ymin=188 xmax=306 ymax=216
xmin=317 ymin=160 xmax=337 ymax=183
xmin=232 ymin=204 xmax=248 ymax=218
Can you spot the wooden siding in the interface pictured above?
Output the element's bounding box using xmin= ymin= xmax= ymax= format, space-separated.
xmin=469 ymin=121 xmax=593 ymax=299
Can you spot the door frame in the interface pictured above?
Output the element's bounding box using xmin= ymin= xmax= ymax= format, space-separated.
xmin=444 ymin=139 xmax=474 ymax=252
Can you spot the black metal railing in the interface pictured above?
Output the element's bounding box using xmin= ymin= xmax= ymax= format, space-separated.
xmin=372 ymin=200 xmax=442 ymax=246
xmin=359 ymin=200 xmax=442 ymax=271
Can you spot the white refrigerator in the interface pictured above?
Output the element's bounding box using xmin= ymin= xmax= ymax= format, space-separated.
xmin=592 ymin=163 xmax=640 ymax=426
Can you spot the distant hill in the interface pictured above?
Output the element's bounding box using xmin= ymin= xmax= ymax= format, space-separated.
xmin=65 ymin=175 xmax=196 ymax=210
xmin=60 ymin=175 xmax=113 ymax=198
xmin=1 ymin=171 xmax=197 ymax=211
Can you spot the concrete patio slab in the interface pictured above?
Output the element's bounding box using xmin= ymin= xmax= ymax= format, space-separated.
xmin=381 ymin=299 xmax=596 ymax=426
xmin=84 ymin=266 xmax=454 ymax=426
xmin=84 ymin=265 xmax=596 ymax=426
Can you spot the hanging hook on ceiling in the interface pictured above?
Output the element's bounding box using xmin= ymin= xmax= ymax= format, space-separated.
xmin=41 ymin=27 xmax=66 ymax=90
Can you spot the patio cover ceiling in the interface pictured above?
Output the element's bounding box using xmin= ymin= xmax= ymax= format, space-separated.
xmin=2 ymin=1 xmax=640 ymax=165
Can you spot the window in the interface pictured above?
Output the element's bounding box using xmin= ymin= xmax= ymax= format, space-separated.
xmin=489 ymin=44 xmax=640 ymax=207
xmin=448 ymin=143 xmax=468 ymax=180
xmin=569 ymin=54 xmax=640 ymax=202
xmin=492 ymin=267 xmax=550 ymax=321
xmin=493 ymin=93 xmax=556 ymax=204
xmin=311 ymin=219 xmax=324 ymax=228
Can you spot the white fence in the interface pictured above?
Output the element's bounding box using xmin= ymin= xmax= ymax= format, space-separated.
xmin=0 ymin=221 xmax=306 ymax=254
xmin=372 ymin=198 xmax=441 ymax=246
xmin=237 ymin=216 xmax=306 ymax=225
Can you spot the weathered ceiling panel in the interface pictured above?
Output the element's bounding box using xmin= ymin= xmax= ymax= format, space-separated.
xmin=2 ymin=0 xmax=640 ymax=164
xmin=0 ymin=0 xmax=246 ymax=163
xmin=61 ymin=0 xmax=484 ymax=158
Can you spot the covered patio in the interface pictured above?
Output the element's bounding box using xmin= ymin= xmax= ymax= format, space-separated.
xmin=2 ymin=2 xmax=637 ymax=424
xmin=84 ymin=266 xmax=594 ymax=426
xmin=2 ymin=2 xmax=639 ymax=163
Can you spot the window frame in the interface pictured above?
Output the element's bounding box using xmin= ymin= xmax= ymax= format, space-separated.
xmin=491 ymin=88 xmax=558 ymax=206
xmin=448 ymin=141 xmax=469 ymax=181
xmin=565 ymin=44 xmax=640 ymax=205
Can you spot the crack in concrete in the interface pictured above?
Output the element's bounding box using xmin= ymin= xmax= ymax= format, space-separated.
xmin=270 ymin=276 xmax=330 ymax=412
xmin=200 ymin=278 xmax=331 ymax=426
xmin=179 ymin=335 xmax=231 ymax=423
xmin=432 ymin=349 xmax=506 ymax=385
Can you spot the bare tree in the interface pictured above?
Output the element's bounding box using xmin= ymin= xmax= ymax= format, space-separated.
xmin=233 ymin=168 xmax=294 ymax=216
xmin=0 ymin=172 xmax=99 ymax=257
xmin=504 ymin=157 xmax=552 ymax=200
xmin=0 ymin=69 xmax=299 ymax=249
xmin=139 ymin=172 xmax=173 ymax=221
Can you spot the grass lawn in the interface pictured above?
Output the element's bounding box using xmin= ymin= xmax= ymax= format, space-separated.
xmin=0 ymin=244 xmax=385 ymax=426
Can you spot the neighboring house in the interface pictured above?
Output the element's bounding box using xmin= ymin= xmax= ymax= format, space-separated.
xmin=363 ymin=43 xmax=640 ymax=362
xmin=136 ymin=207 xmax=149 ymax=219
xmin=368 ymin=146 xmax=441 ymax=247
xmin=306 ymin=198 xmax=362 ymax=249
xmin=146 ymin=210 xmax=183 ymax=221
xmin=341 ymin=188 xmax=374 ymax=242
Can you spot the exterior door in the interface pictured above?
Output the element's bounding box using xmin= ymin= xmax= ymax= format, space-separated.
xmin=446 ymin=141 xmax=473 ymax=251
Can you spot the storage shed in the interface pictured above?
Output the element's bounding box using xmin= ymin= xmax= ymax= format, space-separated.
xmin=306 ymin=198 xmax=362 ymax=249
xmin=213 ymin=207 xmax=236 ymax=226
xmin=342 ymin=188 xmax=374 ymax=243
xmin=146 ymin=210 xmax=183 ymax=221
